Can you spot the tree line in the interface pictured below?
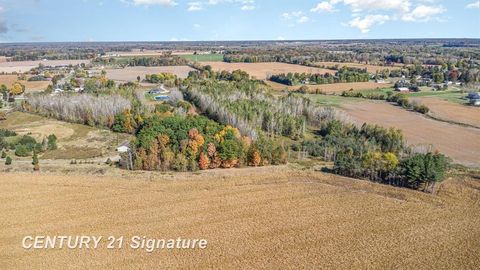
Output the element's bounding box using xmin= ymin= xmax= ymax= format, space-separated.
xmin=269 ymin=68 xmax=370 ymax=86
xmin=92 ymin=56 xmax=188 ymax=67
xmin=22 ymin=94 xmax=132 ymax=128
xmin=301 ymin=121 xmax=448 ymax=192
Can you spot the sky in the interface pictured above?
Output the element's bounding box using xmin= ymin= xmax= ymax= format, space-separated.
xmin=0 ymin=0 xmax=479 ymax=42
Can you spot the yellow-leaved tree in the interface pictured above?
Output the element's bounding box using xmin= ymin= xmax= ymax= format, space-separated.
xmin=10 ymin=82 xmax=25 ymax=96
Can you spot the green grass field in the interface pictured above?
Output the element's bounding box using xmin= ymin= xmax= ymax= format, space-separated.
xmin=304 ymin=86 xmax=469 ymax=107
xmin=179 ymin=54 xmax=224 ymax=62
xmin=348 ymin=87 xmax=467 ymax=104
xmin=406 ymin=90 xmax=466 ymax=104
xmin=304 ymin=94 xmax=361 ymax=107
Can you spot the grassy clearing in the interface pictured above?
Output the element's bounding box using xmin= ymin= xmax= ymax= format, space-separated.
xmin=407 ymin=90 xmax=466 ymax=104
xmin=346 ymin=87 xmax=467 ymax=105
xmin=305 ymin=94 xmax=361 ymax=107
xmin=0 ymin=111 xmax=44 ymax=127
xmin=179 ymin=54 xmax=224 ymax=62
xmin=2 ymin=112 xmax=131 ymax=160
xmin=41 ymin=146 xmax=103 ymax=159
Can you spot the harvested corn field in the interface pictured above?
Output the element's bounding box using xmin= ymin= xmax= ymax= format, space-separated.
xmin=267 ymin=80 xmax=391 ymax=93
xmin=105 ymin=66 xmax=195 ymax=82
xmin=202 ymin=62 xmax=336 ymax=80
xmin=0 ymin=167 xmax=479 ymax=269
xmin=341 ymin=101 xmax=480 ymax=167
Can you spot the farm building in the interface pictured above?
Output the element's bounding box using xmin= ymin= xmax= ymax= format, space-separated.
xmin=396 ymin=87 xmax=410 ymax=93
xmin=375 ymin=79 xmax=390 ymax=84
xmin=116 ymin=145 xmax=130 ymax=153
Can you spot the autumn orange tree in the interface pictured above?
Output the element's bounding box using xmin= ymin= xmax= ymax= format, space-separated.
xmin=132 ymin=115 xmax=285 ymax=172
xmin=198 ymin=152 xmax=210 ymax=170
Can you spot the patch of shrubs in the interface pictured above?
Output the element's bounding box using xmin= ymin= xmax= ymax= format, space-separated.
xmin=387 ymin=94 xmax=430 ymax=114
xmin=341 ymin=90 xmax=387 ymax=100
xmin=5 ymin=156 xmax=12 ymax=165
xmin=70 ymin=160 xmax=96 ymax=165
xmin=1 ymin=128 xmax=58 ymax=158
xmin=303 ymin=120 xmax=448 ymax=192
xmin=0 ymin=129 xmax=17 ymax=137
xmin=15 ymin=144 xmax=31 ymax=157
xmin=340 ymin=91 xmax=430 ymax=115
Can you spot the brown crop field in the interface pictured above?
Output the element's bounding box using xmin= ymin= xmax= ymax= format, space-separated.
xmin=104 ymin=50 xmax=196 ymax=57
xmin=267 ymin=80 xmax=392 ymax=93
xmin=0 ymin=60 xmax=90 ymax=73
xmin=412 ymin=96 xmax=480 ymax=128
xmin=341 ymin=101 xmax=480 ymax=167
xmin=203 ymin=62 xmax=336 ymax=80
xmin=314 ymin=62 xmax=440 ymax=73
xmin=0 ymin=166 xmax=479 ymax=269
xmin=315 ymin=61 xmax=401 ymax=73
xmin=0 ymin=75 xmax=51 ymax=91
xmin=106 ymin=66 xmax=195 ymax=83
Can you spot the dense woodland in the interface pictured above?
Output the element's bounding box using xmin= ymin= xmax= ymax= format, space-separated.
xmin=92 ymin=56 xmax=188 ymax=67
xmin=5 ymin=40 xmax=470 ymax=191
xmin=22 ymin=94 xmax=133 ymax=128
xmin=12 ymin=63 xmax=451 ymax=191
xmin=301 ymin=121 xmax=448 ymax=192
xmin=185 ymin=66 xmax=342 ymax=140
xmin=270 ymin=68 xmax=370 ymax=86
xmin=130 ymin=115 xmax=287 ymax=171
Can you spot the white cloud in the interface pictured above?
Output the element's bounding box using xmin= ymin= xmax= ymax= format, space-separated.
xmin=309 ymin=0 xmax=449 ymax=32
xmin=131 ymin=0 xmax=177 ymax=6
xmin=239 ymin=0 xmax=255 ymax=10
xmin=402 ymin=5 xmax=445 ymax=22
xmin=310 ymin=1 xmax=336 ymax=13
xmin=311 ymin=0 xmax=411 ymax=13
xmin=193 ymin=23 xmax=201 ymax=29
xmin=298 ymin=16 xmax=310 ymax=23
xmin=339 ymin=0 xmax=410 ymax=13
xmin=187 ymin=0 xmax=255 ymax=11
xmin=277 ymin=36 xmax=285 ymax=40
xmin=282 ymin=11 xmax=310 ymax=24
xmin=466 ymin=1 xmax=480 ymax=9
xmin=187 ymin=1 xmax=203 ymax=11
xmin=241 ymin=5 xmax=255 ymax=10
xmin=348 ymin=14 xmax=389 ymax=33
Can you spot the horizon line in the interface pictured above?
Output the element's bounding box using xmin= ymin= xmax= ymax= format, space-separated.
xmin=1 ymin=37 xmax=480 ymax=45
